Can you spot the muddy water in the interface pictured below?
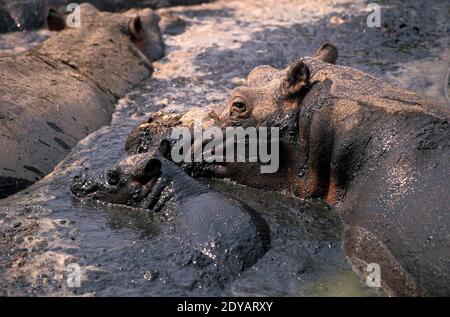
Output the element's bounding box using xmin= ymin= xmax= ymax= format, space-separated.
xmin=0 ymin=0 xmax=448 ymax=296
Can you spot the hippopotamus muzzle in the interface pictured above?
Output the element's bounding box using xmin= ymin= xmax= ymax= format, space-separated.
xmin=71 ymin=173 xmax=102 ymax=197
xmin=70 ymin=157 xmax=163 ymax=208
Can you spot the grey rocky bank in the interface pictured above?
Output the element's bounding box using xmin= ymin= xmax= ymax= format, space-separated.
xmin=0 ymin=3 xmax=164 ymax=198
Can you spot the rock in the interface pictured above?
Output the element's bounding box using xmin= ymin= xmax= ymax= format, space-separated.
xmin=329 ymin=15 xmax=345 ymax=25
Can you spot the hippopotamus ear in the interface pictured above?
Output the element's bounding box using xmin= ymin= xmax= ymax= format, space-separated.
xmin=47 ymin=8 xmax=66 ymax=31
xmin=313 ymin=42 xmax=338 ymax=64
xmin=139 ymin=158 xmax=161 ymax=183
xmin=284 ymin=60 xmax=311 ymax=97
xmin=128 ymin=15 xmax=145 ymax=42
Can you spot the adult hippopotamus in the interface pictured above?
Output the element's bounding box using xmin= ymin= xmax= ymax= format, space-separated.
xmin=0 ymin=3 xmax=164 ymax=198
xmin=207 ymin=44 xmax=450 ymax=296
xmin=70 ymin=141 xmax=270 ymax=276
xmin=125 ymin=43 xmax=450 ymax=296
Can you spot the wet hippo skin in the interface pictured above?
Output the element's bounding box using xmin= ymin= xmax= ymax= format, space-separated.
xmin=210 ymin=44 xmax=450 ymax=296
xmin=124 ymin=43 xmax=450 ymax=296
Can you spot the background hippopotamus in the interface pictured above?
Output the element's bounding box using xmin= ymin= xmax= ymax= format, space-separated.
xmin=48 ymin=0 xmax=214 ymax=12
xmin=0 ymin=3 xmax=164 ymax=199
xmin=124 ymin=43 xmax=450 ymax=296
xmin=71 ymin=142 xmax=270 ymax=276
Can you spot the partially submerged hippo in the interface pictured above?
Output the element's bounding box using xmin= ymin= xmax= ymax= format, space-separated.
xmin=125 ymin=44 xmax=450 ymax=296
xmin=70 ymin=141 xmax=270 ymax=275
xmin=0 ymin=3 xmax=164 ymax=198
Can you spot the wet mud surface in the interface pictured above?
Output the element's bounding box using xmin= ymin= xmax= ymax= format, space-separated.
xmin=0 ymin=0 xmax=448 ymax=296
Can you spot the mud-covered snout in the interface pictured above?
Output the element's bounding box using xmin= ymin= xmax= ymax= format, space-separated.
xmin=70 ymin=171 xmax=118 ymax=202
xmin=71 ymin=173 xmax=102 ymax=198
xmin=70 ymin=155 xmax=163 ymax=207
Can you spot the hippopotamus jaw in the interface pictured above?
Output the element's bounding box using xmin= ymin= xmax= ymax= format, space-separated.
xmin=71 ymin=173 xmax=148 ymax=206
xmin=166 ymin=43 xmax=340 ymax=193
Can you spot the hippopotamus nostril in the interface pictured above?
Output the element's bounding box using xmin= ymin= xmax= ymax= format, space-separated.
xmin=130 ymin=187 xmax=142 ymax=200
xmin=72 ymin=173 xmax=86 ymax=185
xmin=106 ymin=168 xmax=121 ymax=186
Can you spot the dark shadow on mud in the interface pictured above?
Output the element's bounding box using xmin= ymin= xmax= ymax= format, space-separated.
xmin=48 ymin=0 xmax=216 ymax=11
xmin=178 ymin=7 xmax=235 ymax=19
xmin=192 ymin=0 xmax=449 ymax=89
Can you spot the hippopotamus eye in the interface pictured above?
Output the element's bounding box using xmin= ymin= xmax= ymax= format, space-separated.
xmin=106 ymin=169 xmax=121 ymax=186
xmin=231 ymin=99 xmax=247 ymax=114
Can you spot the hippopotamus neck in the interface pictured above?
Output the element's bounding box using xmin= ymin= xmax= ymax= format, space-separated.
xmin=151 ymin=159 xmax=208 ymax=212
xmin=296 ymin=58 xmax=450 ymax=206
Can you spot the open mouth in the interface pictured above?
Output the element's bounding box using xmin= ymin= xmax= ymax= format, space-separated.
xmin=145 ymin=175 xmax=169 ymax=211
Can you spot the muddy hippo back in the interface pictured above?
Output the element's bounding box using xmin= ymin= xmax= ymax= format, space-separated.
xmin=0 ymin=4 xmax=164 ymax=198
xmin=172 ymin=190 xmax=270 ymax=273
xmin=138 ymin=157 xmax=271 ymax=274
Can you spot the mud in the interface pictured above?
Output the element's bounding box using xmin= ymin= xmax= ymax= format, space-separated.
xmin=0 ymin=0 xmax=448 ymax=296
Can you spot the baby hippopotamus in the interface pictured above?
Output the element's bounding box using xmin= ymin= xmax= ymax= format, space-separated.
xmin=71 ymin=141 xmax=270 ymax=274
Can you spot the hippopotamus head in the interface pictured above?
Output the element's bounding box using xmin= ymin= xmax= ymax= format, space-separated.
xmin=218 ymin=43 xmax=337 ymax=128
xmin=45 ymin=3 xmax=164 ymax=63
xmin=71 ymin=153 xmax=164 ymax=209
xmin=188 ymin=43 xmax=339 ymax=193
